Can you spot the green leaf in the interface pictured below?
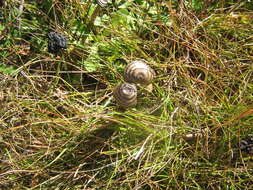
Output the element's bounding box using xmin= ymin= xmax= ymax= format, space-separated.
xmin=0 ymin=65 xmax=17 ymax=75
xmin=0 ymin=24 xmax=5 ymax=31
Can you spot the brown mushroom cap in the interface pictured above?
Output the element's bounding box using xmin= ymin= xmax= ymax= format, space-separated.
xmin=124 ymin=60 xmax=155 ymax=85
xmin=113 ymin=83 xmax=137 ymax=108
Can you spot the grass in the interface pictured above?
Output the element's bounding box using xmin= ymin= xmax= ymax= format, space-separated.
xmin=0 ymin=0 xmax=253 ymax=189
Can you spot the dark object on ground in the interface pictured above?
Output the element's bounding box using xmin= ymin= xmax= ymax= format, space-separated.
xmin=48 ymin=32 xmax=67 ymax=53
xmin=239 ymin=135 xmax=253 ymax=154
xmin=0 ymin=0 xmax=4 ymax=7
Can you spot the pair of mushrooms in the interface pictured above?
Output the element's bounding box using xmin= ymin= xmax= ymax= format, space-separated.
xmin=113 ymin=60 xmax=155 ymax=108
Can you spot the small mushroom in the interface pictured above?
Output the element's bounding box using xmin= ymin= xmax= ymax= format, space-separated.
xmin=113 ymin=83 xmax=137 ymax=108
xmin=124 ymin=60 xmax=155 ymax=85
xmin=96 ymin=0 xmax=110 ymax=7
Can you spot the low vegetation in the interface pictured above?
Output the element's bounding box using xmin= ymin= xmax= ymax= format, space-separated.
xmin=0 ymin=0 xmax=252 ymax=189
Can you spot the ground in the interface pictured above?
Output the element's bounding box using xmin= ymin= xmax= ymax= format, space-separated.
xmin=0 ymin=0 xmax=253 ymax=189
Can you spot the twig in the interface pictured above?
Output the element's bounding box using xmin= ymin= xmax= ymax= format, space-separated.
xmin=131 ymin=134 xmax=153 ymax=161
xmin=17 ymin=0 xmax=25 ymax=30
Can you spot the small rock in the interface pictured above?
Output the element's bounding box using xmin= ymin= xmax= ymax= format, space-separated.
xmin=48 ymin=32 xmax=67 ymax=53
xmin=239 ymin=135 xmax=253 ymax=154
